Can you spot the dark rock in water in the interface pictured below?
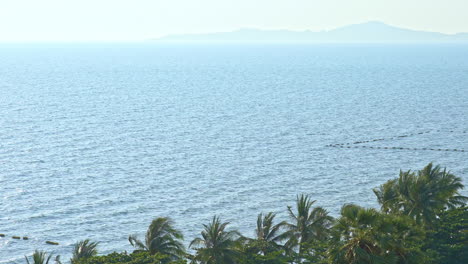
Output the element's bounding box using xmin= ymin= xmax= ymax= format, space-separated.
xmin=0 ymin=234 xmax=5 ymax=237
xmin=12 ymin=236 xmax=21 ymax=239
xmin=23 ymin=236 xmax=29 ymax=240
xmin=46 ymin=241 xmax=59 ymax=245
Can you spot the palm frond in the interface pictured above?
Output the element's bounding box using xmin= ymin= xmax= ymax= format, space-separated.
xmin=71 ymin=239 xmax=99 ymax=263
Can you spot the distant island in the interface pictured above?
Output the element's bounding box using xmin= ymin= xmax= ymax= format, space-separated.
xmin=152 ymin=21 xmax=468 ymax=43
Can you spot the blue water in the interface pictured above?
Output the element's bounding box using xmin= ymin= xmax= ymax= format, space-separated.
xmin=1 ymin=44 xmax=467 ymax=263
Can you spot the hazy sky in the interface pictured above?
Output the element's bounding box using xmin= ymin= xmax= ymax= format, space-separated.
xmin=1 ymin=0 xmax=467 ymax=42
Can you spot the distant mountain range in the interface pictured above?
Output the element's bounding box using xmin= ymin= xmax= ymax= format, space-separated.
xmin=153 ymin=21 xmax=468 ymax=43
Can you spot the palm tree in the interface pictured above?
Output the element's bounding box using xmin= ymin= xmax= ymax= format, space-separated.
xmin=70 ymin=239 xmax=99 ymax=263
xmin=373 ymin=178 xmax=399 ymax=214
xmin=283 ymin=194 xmax=333 ymax=257
xmin=373 ymin=163 xmax=467 ymax=225
xmin=189 ymin=216 xmax=240 ymax=264
xmin=128 ymin=217 xmax=185 ymax=260
xmin=25 ymin=250 xmax=61 ymax=264
xmin=253 ymin=212 xmax=287 ymax=254
xmin=329 ymin=204 xmax=425 ymax=264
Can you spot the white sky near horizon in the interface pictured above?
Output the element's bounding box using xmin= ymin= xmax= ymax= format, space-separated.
xmin=0 ymin=0 xmax=467 ymax=42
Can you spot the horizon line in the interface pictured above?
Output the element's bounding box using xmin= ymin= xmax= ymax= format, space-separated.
xmin=2 ymin=21 xmax=468 ymax=43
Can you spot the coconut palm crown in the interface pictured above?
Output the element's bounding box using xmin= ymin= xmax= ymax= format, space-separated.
xmin=329 ymin=204 xmax=426 ymax=264
xmin=283 ymin=194 xmax=333 ymax=255
xmin=25 ymin=250 xmax=61 ymax=264
xmin=70 ymin=239 xmax=99 ymax=263
xmin=253 ymin=212 xmax=288 ymax=254
xmin=373 ymin=163 xmax=467 ymax=225
xmin=190 ymin=216 xmax=240 ymax=264
xmin=128 ymin=217 xmax=185 ymax=259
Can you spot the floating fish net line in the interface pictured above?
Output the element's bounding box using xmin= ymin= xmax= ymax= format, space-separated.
xmin=326 ymin=129 xmax=467 ymax=152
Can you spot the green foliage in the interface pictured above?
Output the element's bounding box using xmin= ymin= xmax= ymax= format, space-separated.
xmin=425 ymin=206 xmax=468 ymax=264
xmin=129 ymin=217 xmax=185 ymax=260
xmin=238 ymin=250 xmax=292 ymax=264
xmin=252 ymin=212 xmax=287 ymax=254
xmin=189 ymin=216 xmax=241 ymax=264
xmin=71 ymin=239 xmax=99 ymax=263
xmin=25 ymin=250 xmax=60 ymax=264
xmin=283 ymin=194 xmax=333 ymax=257
xmin=75 ymin=252 xmax=187 ymax=264
xmin=373 ymin=163 xmax=467 ymax=226
xmin=328 ymin=204 xmax=427 ymax=264
xmin=299 ymin=241 xmax=329 ymax=264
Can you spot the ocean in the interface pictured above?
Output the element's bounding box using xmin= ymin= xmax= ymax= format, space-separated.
xmin=0 ymin=43 xmax=467 ymax=263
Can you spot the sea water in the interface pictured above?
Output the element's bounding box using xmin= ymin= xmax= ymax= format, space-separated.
xmin=0 ymin=44 xmax=467 ymax=263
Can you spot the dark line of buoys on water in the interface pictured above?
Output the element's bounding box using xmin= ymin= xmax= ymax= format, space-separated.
xmin=0 ymin=233 xmax=58 ymax=245
xmin=339 ymin=129 xmax=467 ymax=146
xmin=326 ymin=144 xmax=465 ymax=152
xmin=325 ymin=129 xmax=467 ymax=152
xmin=345 ymin=130 xmax=433 ymax=145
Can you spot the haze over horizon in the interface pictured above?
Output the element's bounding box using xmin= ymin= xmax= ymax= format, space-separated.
xmin=1 ymin=0 xmax=468 ymax=42
xmin=154 ymin=21 xmax=468 ymax=43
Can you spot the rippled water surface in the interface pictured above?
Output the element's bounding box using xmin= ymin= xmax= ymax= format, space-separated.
xmin=1 ymin=44 xmax=467 ymax=263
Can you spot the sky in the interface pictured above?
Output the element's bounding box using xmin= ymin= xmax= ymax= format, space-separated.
xmin=0 ymin=0 xmax=467 ymax=42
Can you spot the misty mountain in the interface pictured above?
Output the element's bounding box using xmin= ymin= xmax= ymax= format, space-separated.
xmin=154 ymin=21 xmax=468 ymax=43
